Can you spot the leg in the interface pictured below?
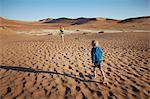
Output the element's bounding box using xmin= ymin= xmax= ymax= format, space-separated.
xmin=100 ymin=66 xmax=107 ymax=83
xmin=61 ymin=34 xmax=64 ymax=43
xmin=94 ymin=67 xmax=97 ymax=78
xmin=93 ymin=66 xmax=97 ymax=78
xmin=62 ymin=34 xmax=64 ymax=43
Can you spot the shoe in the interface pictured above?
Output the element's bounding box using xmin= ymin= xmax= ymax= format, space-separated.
xmin=94 ymin=71 xmax=97 ymax=78
xmin=103 ymin=80 xmax=108 ymax=86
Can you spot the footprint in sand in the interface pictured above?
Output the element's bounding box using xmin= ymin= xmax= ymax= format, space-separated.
xmin=76 ymin=86 xmax=81 ymax=92
xmin=64 ymin=87 xmax=71 ymax=98
xmin=79 ymin=72 xmax=84 ymax=78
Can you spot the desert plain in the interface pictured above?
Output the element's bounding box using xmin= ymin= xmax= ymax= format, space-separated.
xmin=0 ymin=17 xmax=150 ymax=99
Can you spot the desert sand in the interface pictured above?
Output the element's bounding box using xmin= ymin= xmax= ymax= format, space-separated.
xmin=0 ymin=16 xmax=150 ymax=99
xmin=0 ymin=29 xmax=150 ymax=99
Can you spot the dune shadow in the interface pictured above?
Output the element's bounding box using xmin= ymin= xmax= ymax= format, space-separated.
xmin=0 ymin=65 xmax=102 ymax=84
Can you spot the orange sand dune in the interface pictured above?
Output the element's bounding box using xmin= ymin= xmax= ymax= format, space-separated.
xmin=1 ymin=16 xmax=150 ymax=31
xmin=0 ymin=17 xmax=70 ymax=31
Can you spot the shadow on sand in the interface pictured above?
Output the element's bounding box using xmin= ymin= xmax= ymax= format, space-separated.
xmin=0 ymin=65 xmax=102 ymax=84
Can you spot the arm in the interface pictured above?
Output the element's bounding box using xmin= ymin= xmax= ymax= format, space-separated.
xmin=98 ymin=47 xmax=103 ymax=61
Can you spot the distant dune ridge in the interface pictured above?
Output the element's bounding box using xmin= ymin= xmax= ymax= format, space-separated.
xmin=39 ymin=17 xmax=119 ymax=25
xmin=0 ymin=16 xmax=150 ymax=32
xmin=118 ymin=16 xmax=150 ymax=23
xmin=39 ymin=16 xmax=150 ymax=24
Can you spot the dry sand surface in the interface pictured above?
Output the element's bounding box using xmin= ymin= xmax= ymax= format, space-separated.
xmin=0 ymin=32 xmax=150 ymax=99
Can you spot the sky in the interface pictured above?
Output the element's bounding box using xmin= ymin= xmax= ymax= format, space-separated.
xmin=0 ymin=0 xmax=150 ymax=21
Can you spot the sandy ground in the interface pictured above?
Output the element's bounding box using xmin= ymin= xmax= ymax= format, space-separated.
xmin=0 ymin=32 xmax=150 ymax=99
xmin=16 ymin=29 xmax=150 ymax=36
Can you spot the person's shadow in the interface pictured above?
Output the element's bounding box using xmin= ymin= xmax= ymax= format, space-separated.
xmin=0 ymin=65 xmax=103 ymax=84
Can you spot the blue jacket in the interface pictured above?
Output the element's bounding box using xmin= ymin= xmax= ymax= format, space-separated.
xmin=91 ymin=47 xmax=103 ymax=64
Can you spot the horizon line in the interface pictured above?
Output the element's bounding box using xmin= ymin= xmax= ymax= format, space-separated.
xmin=1 ymin=15 xmax=150 ymax=22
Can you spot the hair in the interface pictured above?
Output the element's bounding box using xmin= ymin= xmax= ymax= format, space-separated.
xmin=92 ymin=40 xmax=99 ymax=47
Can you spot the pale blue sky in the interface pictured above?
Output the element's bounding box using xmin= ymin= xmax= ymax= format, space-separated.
xmin=0 ymin=0 xmax=150 ymax=21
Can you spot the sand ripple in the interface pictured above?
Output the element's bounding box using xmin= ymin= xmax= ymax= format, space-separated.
xmin=0 ymin=32 xmax=150 ymax=99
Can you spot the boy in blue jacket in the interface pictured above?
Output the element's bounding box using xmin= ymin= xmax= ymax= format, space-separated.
xmin=91 ymin=40 xmax=107 ymax=84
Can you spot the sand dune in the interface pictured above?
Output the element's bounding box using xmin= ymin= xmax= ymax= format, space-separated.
xmin=39 ymin=16 xmax=150 ymax=30
xmin=118 ymin=16 xmax=150 ymax=24
xmin=1 ymin=16 xmax=150 ymax=31
xmin=0 ymin=17 xmax=69 ymax=31
xmin=0 ymin=31 xmax=150 ymax=99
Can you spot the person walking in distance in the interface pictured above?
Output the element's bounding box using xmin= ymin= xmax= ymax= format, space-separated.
xmin=59 ymin=25 xmax=64 ymax=43
xmin=91 ymin=40 xmax=107 ymax=84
